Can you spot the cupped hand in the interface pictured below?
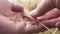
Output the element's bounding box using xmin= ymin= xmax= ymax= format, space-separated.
xmin=0 ymin=0 xmax=49 ymax=34
xmin=1 ymin=0 xmax=60 ymax=34
xmin=0 ymin=0 xmax=25 ymax=34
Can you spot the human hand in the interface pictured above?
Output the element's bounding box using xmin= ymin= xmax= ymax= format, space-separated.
xmin=30 ymin=0 xmax=60 ymax=17
xmin=30 ymin=0 xmax=60 ymax=31
xmin=1 ymin=0 xmax=60 ymax=34
xmin=0 ymin=0 xmax=25 ymax=34
xmin=0 ymin=0 xmax=48 ymax=34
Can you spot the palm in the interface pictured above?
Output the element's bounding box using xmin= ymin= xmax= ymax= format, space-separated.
xmin=0 ymin=0 xmax=43 ymax=34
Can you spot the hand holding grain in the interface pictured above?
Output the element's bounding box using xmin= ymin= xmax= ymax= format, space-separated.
xmin=30 ymin=0 xmax=60 ymax=30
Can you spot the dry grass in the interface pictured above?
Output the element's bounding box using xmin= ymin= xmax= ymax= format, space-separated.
xmin=37 ymin=28 xmax=60 ymax=34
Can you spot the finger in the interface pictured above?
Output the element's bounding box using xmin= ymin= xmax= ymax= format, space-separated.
xmin=39 ymin=17 xmax=60 ymax=28
xmin=39 ymin=19 xmax=57 ymax=29
xmin=23 ymin=16 xmax=38 ymax=25
xmin=8 ymin=0 xmax=24 ymax=12
xmin=37 ymin=8 xmax=60 ymax=22
xmin=55 ymin=22 xmax=60 ymax=30
xmin=24 ymin=17 xmax=58 ymax=33
xmin=24 ymin=16 xmax=60 ymax=33
xmin=12 ymin=4 xmax=24 ymax=12
xmin=35 ymin=19 xmax=57 ymax=33
xmin=30 ymin=0 xmax=55 ymax=17
xmin=55 ymin=17 xmax=60 ymax=30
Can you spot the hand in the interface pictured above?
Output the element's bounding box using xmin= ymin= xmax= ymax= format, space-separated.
xmin=0 ymin=0 xmax=25 ymax=34
xmin=30 ymin=0 xmax=60 ymax=17
xmin=30 ymin=0 xmax=60 ymax=31
xmin=0 ymin=0 xmax=48 ymax=34
xmin=1 ymin=0 xmax=60 ymax=34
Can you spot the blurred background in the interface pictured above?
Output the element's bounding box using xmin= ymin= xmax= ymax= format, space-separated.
xmin=8 ymin=0 xmax=60 ymax=34
xmin=9 ymin=0 xmax=40 ymax=11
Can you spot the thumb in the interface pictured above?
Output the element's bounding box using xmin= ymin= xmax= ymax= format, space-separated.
xmin=12 ymin=4 xmax=24 ymax=12
xmin=30 ymin=0 xmax=55 ymax=17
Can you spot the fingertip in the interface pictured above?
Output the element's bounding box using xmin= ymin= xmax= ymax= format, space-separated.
xmin=30 ymin=10 xmax=36 ymax=17
xmin=37 ymin=16 xmax=47 ymax=22
xmin=55 ymin=22 xmax=60 ymax=30
xmin=30 ymin=9 xmax=39 ymax=18
xmin=40 ymin=19 xmax=56 ymax=28
xmin=12 ymin=4 xmax=24 ymax=12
